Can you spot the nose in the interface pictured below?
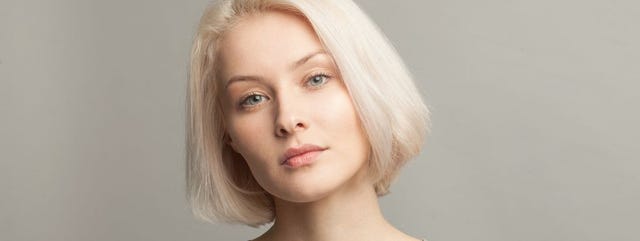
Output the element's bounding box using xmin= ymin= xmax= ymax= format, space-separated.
xmin=274 ymin=95 xmax=309 ymax=137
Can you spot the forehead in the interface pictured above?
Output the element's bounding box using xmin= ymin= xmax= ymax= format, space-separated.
xmin=217 ymin=10 xmax=325 ymax=78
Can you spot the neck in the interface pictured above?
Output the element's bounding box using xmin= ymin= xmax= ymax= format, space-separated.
xmin=257 ymin=167 xmax=409 ymax=241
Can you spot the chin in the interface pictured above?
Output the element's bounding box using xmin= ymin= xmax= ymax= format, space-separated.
xmin=259 ymin=154 xmax=368 ymax=204
xmin=274 ymin=172 xmax=364 ymax=204
xmin=272 ymin=181 xmax=337 ymax=203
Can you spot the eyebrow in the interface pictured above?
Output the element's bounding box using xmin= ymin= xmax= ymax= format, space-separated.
xmin=224 ymin=49 xmax=328 ymax=89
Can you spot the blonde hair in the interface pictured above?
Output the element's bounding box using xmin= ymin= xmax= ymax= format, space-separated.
xmin=186 ymin=0 xmax=431 ymax=227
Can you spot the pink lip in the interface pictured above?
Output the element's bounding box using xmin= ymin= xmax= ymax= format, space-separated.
xmin=282 ymin=144 xmax=328 ymax=168
xmin=282 ymin=151 xmax=324 ymax=168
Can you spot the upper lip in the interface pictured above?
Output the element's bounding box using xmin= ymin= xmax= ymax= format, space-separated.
xmin=282 ymin=144 xmax=328 ymax=164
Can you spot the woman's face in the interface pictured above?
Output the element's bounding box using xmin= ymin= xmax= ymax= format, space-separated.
xmin=218 ymin=10 xmax=371 ymax=203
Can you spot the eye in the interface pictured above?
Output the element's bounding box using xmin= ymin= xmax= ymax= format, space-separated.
xmin=240 ymin=92 xmax=269 ymax=108
xmin=306 ymin=73 xmax=331 ymax=88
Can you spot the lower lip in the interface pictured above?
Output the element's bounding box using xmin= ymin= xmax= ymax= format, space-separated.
xmin=282 ymin=150 xmax=324 ymax=168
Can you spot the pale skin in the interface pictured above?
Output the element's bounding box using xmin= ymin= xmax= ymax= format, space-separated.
xmin=218 ymin=10 xmax=421 ymax=241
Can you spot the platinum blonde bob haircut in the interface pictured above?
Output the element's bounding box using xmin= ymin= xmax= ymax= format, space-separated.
xmin=186 ymin=0 xmax=431 ymax=227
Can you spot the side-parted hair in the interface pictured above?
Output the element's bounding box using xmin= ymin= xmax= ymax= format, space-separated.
xmin=186 ymin=0 xmax=431 ymax=227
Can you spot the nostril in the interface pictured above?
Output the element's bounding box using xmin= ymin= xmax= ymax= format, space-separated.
xmin=279 ymin=127 xmax=288 ymax=136
xmin=277 ymin=120 xmax=306 ymax=136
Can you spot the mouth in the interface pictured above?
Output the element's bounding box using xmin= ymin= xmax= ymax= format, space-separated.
xmin=281 ymin=150 xmax=325 ymax=168
xmin=281 ymin=144 xmax=328 ymax=168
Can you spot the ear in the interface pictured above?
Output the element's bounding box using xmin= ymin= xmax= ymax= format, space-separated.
xmin=224 ymin=133 xmax=239 ymax=152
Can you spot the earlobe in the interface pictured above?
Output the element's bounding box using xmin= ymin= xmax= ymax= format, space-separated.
xmin=224 ymin=133 xmax=238 ymax=152
xmin=228 ymin=141 xmax=238 ymax=152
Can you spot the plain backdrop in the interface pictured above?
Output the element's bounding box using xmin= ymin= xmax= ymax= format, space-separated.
xmin=1 ymin=0 xmax=639 ymax=240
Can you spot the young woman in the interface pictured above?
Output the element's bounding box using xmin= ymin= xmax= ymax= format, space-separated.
xmin=186 ymin=1 xmax=431 ymax=240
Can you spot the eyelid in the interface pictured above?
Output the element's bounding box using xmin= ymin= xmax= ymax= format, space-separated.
xmin=238 ymin=91 xmax=268 ymax=109
xmin=235 ymin=71 xmax=334 ymax=110
xmin=304 ymin=71 xmax=332 ymax=88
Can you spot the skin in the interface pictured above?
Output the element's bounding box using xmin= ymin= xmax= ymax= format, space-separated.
xmin=218 ymin=10 xmax=420 ymax=241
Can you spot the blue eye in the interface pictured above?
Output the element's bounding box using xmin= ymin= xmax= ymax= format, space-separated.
xmin=307 ymin=73 xmax=331 ymax=87
xmin=241 ymin=93 xmax=267 ymax=107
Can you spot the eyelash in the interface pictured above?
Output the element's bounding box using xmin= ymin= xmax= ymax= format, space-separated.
xmin=238 ymin=72 xmax=333 ymax=109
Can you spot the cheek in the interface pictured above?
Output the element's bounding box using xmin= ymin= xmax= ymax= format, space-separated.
xmin=234 ymin=117 xmax=267 ymax=136
xmin=229 ymin=116 xmax=271 ymax=149
xmin=226 ymin=116 xmax=276 ymax=180
xmin=225 ymin=110 xmax=274 ymax=164
xmin=317 ymin=89 xmax=362 ymax=134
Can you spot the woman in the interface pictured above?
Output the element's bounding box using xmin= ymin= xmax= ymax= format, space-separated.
xmin=186 ymin=0 xmax=431 ymax=240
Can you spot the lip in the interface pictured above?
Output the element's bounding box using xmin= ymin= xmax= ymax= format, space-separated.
xmin=281 ymin=144 xmax=328 ymax=166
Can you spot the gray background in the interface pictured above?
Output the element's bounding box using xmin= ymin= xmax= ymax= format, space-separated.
xmin=1 ymin=0 xmax=638 ymax=240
